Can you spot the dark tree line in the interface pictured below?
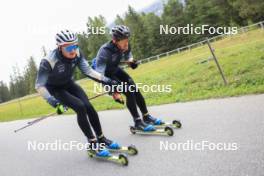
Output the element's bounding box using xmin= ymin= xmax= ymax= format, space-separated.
xmin=1 ymin=0 xmax=263 ymax=103
xmin=0 ymin=57 xmax=38 ymax=103
xmin=75 ymin=0 xmax=264 ymax=79
xmin=77 ymin=0 xmax=264 ymax=62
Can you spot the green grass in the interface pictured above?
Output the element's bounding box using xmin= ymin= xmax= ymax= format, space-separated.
xmin=1 ymin=28 xmax=264 ymax=122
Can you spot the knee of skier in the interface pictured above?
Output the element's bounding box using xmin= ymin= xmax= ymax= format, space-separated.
xmin=75 ymin=101 xmax=87 ymax=113
xmin=127 ymin=78 xmax=135 ymax=85
xmin=85 ymin=104 xmax=97 ymax=116
xmin=127 ymin=78 xmax=138 ymax=92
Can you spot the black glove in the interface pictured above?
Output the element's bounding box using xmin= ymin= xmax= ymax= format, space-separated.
xmin=129 ymin=60 xmax=139 ymax=69
xmin=104 ymin=79 xmax=119 ymax=86
xmin=104 ymin=78 xmax=120 ymax=92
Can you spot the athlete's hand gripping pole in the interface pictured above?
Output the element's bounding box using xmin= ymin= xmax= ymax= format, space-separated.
xmin=14 ymin=92 xmax=108 ymax=133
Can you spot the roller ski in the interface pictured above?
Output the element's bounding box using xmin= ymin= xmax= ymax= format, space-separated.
xmin=87 ymin=149 xmax=128 ymax=166
xmin=97 ymin=136 xmax=138 ymax=155
xmin=143 ymin=114 xmax=182 ymax=129
xmin=129 ymin=120 xmax=174 ymax=136
xmin=87 ymin=140 xmax=128 ymax=166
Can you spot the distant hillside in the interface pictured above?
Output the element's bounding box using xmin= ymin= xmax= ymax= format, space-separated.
xmin=108 ymin=0 xmax=186 ymax=27
xmin=139 ymin=0 xmax=165 ymax=16
xmin=108 ymin=0 xmax=165 ymax=27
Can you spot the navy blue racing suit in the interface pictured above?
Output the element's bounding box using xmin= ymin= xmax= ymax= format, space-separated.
xmin=95 ymin=41 xmax=148 ymax=122
xmin=35 ymin=48 xmax=109 ymax=139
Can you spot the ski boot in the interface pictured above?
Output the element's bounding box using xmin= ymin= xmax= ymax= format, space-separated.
xmin=87 ymin=139 xmax=128 ymax=166
xmin=143 ymin=114 xmax=165 ymax=125
xmin=130 ymin=119 xmax=174 ymax=136
xmin=97 ymin=135 xmax=138 ymax=155
xmin=144 ymin=114 xmax=182 ymax=129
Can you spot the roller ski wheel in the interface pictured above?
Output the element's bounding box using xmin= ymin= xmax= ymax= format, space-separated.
xmin=100 ymin=136 xmax=138 ymax=156
xmin=119 ymin=154 xmax=129 ymax=166
xmin=129 ymin=126 xmax=174 ymax=136
xmin=107 ymin=144 xmax=138 ymax=156
xmin=130 ymin=126 xmax=136 ymax=134
xmin=87 ymin=150 xmax=128 ymax=166
xmin=165 ymin=126 xmax=174 ymax=136
xmin=153 ymin=120 xmax=182 ymax=129
xmin=172 ymin=120 xmax=182 ymax=128
xmin=128 ymin=145 xmax=138 ymax=155
xmin=143 ymin=115 xmax=181 ymax=129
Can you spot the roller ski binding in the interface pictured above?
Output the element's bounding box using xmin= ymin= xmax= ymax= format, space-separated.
xmin=87 ymin=140 xmax=128 ymax=166
xmin=143 ymin=114 xmax=182 ymax=129
xmin=129 ymin=119 xmax=174 ymax=136
xmin=98 ymin=136 xmax=138 ymax=155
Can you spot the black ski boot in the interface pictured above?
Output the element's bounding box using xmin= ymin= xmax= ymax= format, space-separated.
xmin=134 ymin=119 xmax=156 ymax=131
xmin=143 ymin=114 xmax=165 ymax=125
xmin=97 ymin=135 xmax=121 ymax=150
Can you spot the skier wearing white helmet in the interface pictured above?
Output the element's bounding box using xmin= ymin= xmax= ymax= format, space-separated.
xmin=35 ymin=29 xmax=122 ymax=157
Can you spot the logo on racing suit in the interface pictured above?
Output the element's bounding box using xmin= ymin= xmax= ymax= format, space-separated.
xmin=57 ymin=64 xmax=65 ymax=73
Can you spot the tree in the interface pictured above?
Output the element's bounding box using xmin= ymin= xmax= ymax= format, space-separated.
xmin=161 ymin=0 xmax=187 ymax=50
xmin=9 ymin=65 xmax=27 ymax=98
xmin=78 ymin=32 xmax=91 ymax=60
xmin=0 ymin=81 xmax=10 ymax=103
xmin=228 ymin=0 xmax=264 ymax=23
xmin=123 ymin=6 xmax=149 ymax=59
xmin=9 ymin=76 xmax=16 ymax=99
xmin=114 ymin=15 xmax=125 ymax=25
xmin=141 ymin=12 xmax=164 ymax=55
xmin=86 ymin=15 xmax=110 ymax=59
xmin=24 ymin=57 xmax=38 ymax=94
xmin=184 ymin=0 xmax=243 ymax=41
xmin=75 ymin=16 xmax=110 ymax=80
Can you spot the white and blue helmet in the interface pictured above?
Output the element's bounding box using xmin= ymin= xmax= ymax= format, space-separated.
xmin=55 ymin=29 xmax=78 ymax=46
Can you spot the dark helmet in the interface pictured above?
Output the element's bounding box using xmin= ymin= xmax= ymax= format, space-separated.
xmin=111 ymin=25 xmax=130 ymax=41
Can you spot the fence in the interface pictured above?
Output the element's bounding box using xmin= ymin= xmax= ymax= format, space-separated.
xmin=1 ymin=20 xmax=264 ymax=107
xmin=136 ymin=21 xmax=264 ymax=65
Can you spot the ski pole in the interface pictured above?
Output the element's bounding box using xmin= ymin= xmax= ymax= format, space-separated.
xmin=14 ymin=112 xmax=56 ymax=133
xmin=14 ymin=92 xmax=108 ymax=133
xmin=87 ymin=91 xmax=108 ymax=100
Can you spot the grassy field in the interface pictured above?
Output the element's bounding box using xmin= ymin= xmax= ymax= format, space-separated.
xmin=1 ymin=28 xmax=264 ymax=122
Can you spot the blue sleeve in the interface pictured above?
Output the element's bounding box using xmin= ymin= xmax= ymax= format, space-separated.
xmin=77 ymin=54 xmax=110 ymax=83
xmin=35 ymin=59 xmax=59 ymax=107
xmin=35 ymin=59 xmax=51 ymax=88
xmin=95 ymin=47 xmax=111 ymax=75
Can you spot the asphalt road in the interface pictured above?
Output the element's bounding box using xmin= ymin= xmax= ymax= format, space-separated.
xmin=0 ymin=94 xmax=263 ymax=176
